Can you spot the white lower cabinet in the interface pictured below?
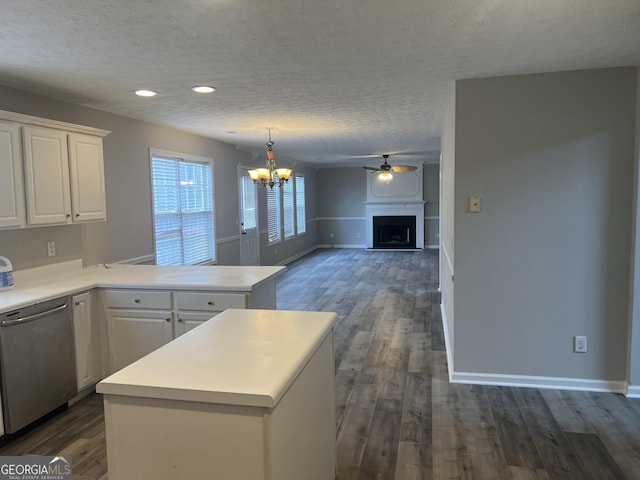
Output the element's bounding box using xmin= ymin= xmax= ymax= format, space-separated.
xmin=72 ymin=291 xmax=101 ymax=391
xmin=173 ymin=290 xmax=248 ymax=338
xmin=104 ymin=289 xmax=249 ymax=372
xmin=175 ymin=312 xmax=214 ymax=337
xmin=106 ymin=310 xmax=173 ymax=373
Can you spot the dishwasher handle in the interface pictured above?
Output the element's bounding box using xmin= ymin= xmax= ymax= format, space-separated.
xmin=1 ymin=303 xmax=68 ymax=327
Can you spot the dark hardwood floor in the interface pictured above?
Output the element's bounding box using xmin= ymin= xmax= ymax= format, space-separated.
xmin=2 ymin=248 xmax=640 ymax=479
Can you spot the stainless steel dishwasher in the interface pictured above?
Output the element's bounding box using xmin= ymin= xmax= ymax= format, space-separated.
xmin=0 ymin=296 xmax=77 ymax=433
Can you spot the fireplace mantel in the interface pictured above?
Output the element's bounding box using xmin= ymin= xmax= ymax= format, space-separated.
xmin=365 ymin=202 xmax=426 ymax=249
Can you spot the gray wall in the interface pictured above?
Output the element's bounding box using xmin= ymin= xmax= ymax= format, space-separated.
xmin=453 ymin=67 xmax=637 ymax=381
xmin=629 ymin=67 xmax=640 ymax=386
xmin=0 ymin=85 xmax=315 ymax=268
xmin=316 ymin=168 xmax=367 ymax=247
xmin=316 ymin=165 xmax=439 ymax=248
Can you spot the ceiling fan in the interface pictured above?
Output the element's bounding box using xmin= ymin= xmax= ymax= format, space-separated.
xmin=363 ymin=155 xmax=417 ymax=174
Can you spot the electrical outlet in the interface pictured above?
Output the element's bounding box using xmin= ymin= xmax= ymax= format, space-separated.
xmin=47 ymin=241 xmax=56 ymax=257
xmin=574 ymin=335 xmax=588 ymax=353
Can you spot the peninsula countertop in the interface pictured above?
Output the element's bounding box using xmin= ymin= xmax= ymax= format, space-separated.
xmin=0 ymin=261 xmax=287 ymax=313
xmin=97 ymin=308 xmax=337 ymax=408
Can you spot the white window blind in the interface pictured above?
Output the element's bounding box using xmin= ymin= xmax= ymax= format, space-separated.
xmin=267 ymin=187 xmax=281 ymax=244
xmin=151 ymin=154 xmax=215 ymax=265
xmin=283 ymin=180 xmax=295 ymax=239
xmin=295 ymin=174 xmax=306 ymax=234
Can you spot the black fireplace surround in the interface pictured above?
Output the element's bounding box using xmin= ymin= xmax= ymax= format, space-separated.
xmin=372 ymin=215 xmax=416 ymax=249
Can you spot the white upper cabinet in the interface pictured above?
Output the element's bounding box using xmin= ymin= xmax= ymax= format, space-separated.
xmin=0 ymin=110 xmax=110 ymax=229
xmin=23 ymin=125 xmax=72 ymax=225
xmin=68 ymin=133 xmax=106 ymax=222
xmin=0 ymin=121 xmax=25 ymax=228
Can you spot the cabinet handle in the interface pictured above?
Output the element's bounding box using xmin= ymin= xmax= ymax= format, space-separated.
xmin=134 ymin=298 xmax=141 ymax=303
xmin=74 ymin=301 xmax=80 ymax=306
xmin=76 ymin=213 xmax=80 ymax=217
xmin=207 ymin=301 xmax=214 ymax=306
xmin=165 ymin=318 xmax=171 ymax=322
xmin=177 ymin=317 xmax=183 ymax=323
xmin=66 ymin=213 xmax=71 ymax=218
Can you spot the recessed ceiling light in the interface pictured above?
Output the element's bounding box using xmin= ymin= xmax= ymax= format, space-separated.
xmin=192 ymin=85 xmax=216 ymax=93
xmin=134 ymin=89 xmax=158 ymax=97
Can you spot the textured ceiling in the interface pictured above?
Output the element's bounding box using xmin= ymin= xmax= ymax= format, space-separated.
xmin=0 ymin=0 xmax=639 ymax=166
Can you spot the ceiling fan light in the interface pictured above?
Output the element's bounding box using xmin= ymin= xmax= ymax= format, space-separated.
xmin=378 ymin=171 xmax=393 ymax=182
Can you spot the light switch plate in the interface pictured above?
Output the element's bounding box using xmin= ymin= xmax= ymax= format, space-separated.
xmin=469 ymin=196 xmax=481 ymax=213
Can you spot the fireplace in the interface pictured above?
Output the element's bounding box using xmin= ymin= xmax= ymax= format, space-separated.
xmin=364 ymin=164 xmax=425 ymax=249
xmin=373 ymin=216 xmax=416 ymax=249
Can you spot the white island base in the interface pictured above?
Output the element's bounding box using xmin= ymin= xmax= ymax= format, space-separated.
xmin=97 ymin=309 xmax=337 ymax=480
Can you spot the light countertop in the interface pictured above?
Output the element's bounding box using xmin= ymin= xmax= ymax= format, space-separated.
xmin=0 ymin=262 xmax=286 ymax=313
xmin=97 ymin=308 xmax=336 ymax=408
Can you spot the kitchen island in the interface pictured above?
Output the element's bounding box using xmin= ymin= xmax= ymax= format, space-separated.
xmin=0 ymin=260 xmax=287 ymax=437
xmin=97 ymin=308 xmax=337 ymax=480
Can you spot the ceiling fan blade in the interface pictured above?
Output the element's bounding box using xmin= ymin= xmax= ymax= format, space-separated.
xmin=363 ymin=166 xmax=381 ymax=171
xmin=390 ymin=165 xmax=417 ymax=173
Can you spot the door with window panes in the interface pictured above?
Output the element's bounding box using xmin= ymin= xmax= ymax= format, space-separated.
xmin=239 ymin=172 xmax=259 ymax=265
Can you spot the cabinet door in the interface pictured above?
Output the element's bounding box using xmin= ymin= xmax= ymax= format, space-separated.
xmin=23 ymin=126 xmax=71 ymax=225
xmin=106 ymin=310 xmax=173 ymax=373
xmin=72 ymin=291 xmax=100 ymax=391
xmin=68 ymin=133 xmax=106 ymax=222
xmin=0 ymin=121 xmax=25 ymax=228
xmin=175 ymin=311 xmax=217 ymax=338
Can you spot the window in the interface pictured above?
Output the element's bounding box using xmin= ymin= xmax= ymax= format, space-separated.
xmin=295 ymin=174 xmax=306 ymax=234
xmin=267 ymin=186 xmax=281 ymax=244
xmin=151 ymin=151 xmax=215 ymax=265
xmin=266 ymin=173 xmax=306 ymax=244
xmin=283 ymin=180 xmax=295 ymax=239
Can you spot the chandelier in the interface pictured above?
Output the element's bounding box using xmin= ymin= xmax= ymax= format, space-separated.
xmin=248 ymin=129 xmax=291 ymax=189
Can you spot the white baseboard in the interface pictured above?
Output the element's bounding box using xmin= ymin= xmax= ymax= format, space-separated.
xmin=450 ymin=371 xmax=627 ymax=394
xmin=625 ymin=384 xmax=640 ymax=398
xmin=316 ymin=244 xmax=367 ymax=249
xmin=276 ymin=246 xmax=318 ymax=266
xmin=440 ymin=302 xmax=626 ymax=394
xmin=440 ymin=303 xmax=455 ymax=382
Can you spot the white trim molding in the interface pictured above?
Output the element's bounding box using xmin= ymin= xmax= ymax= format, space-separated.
xmin=275 ymin=246 xmax=319 ymax=266
xmin=0 ymin=109 xmax=111 ymax=137
xmin=625 ymin=384 xmax=640 ymax=398
xmin=316 ymin=244 xmax=367 ymax=249
xmin=450 ymin=371 xmax=627 ymax=394
xmin=317 ymin=217 xmax=366 ymax=221
xmin=115 ymin=254 xmax=156 ymax=265
xmin=440 ymin=303 xmax=455 ymax=383
xmin=217 ymin=234 xmax=241 ymax=245
xmin=365 ymin=202 xmax=426 ymax=249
